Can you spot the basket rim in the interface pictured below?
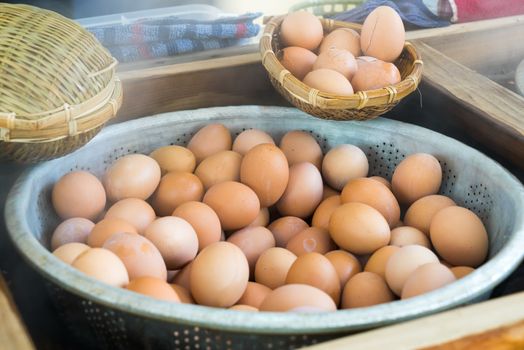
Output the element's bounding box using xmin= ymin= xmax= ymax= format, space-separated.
xmin=5 ymin=106 xmax=524 ymax=335
xmin=0 ymin=76 xmax=123 ymax=143
xmin=259 ymin=15 xmax=423 ymax=110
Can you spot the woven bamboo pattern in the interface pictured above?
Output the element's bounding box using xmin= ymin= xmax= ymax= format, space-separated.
xmin=0 ymin=4 xmax=122 ymax=163
xmin=260 ymin=15 xmax=423 ymax=121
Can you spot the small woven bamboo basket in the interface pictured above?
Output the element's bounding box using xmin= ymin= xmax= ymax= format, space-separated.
xmin=0 ymin=4 xmax=123 ymax=163
xmin=260 ymin=15 xmax=423 ymax=121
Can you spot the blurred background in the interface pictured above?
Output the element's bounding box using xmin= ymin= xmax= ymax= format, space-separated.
xmin=3 ymin=0 xmax=302 ymax=17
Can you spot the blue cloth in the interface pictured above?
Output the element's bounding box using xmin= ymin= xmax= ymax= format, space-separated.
xmin=87 ymin=12 xmax=261 ymax=63
xmin=89 ymin=13 xmax=261 ymax=46
xmin=332 ymin=0 xmax=450 ymax=28
xmin=107 ymin=39 xmax=239 ymax=63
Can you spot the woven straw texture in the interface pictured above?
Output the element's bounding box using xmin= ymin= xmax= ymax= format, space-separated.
xmin=260 ymin=16 xmax=423 ymax=121
xmin=0 ymin=4 xmax=122 ymax=163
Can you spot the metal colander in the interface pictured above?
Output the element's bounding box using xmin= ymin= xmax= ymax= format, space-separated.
xmin=5 ymin=106 xmax=524 ymax=349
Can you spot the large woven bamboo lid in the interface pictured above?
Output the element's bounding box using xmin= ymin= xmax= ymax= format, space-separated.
xmin=0 ymin=3 xmax=122 ymax=162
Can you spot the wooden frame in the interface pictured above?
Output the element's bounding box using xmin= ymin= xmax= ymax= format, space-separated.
xmin=306 ymin=292 xmax=524 ymax=349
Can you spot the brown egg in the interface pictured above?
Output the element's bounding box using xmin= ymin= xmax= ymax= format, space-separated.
xmin=170 ymin=284 xmax=194 ymax=304
xmin=351 ymin=56 xmax=401 ymax=92
xmin=172 ymin=261 xmax=192 ymax=291
xmin=240 ymin=143 xmax=289 ymax=207
xmin=104 ymin=154 xmax=161 ymax=202
xmin=194 ymin=150 xmax=242 ymax=190
xmin=312 ymin=195 xmax=341 ymax=231
xmin=430 ymin=206 xmax=488 ymax=267
xmin=236 ymin=282 xmax=272 ymax=309
xmin=103 ymin=232 xmax=167 ymax=281
xmin=232 ymin=129 xmax=275 ymax=156
xmin=279 ymin=47 xmax=317 ymax=80
xmin=259 ymin=284 xmax=336 ymax=312
xmin=341 ymin=177 xmax=400 ymax=228
xmin=52 ymin=171 xmax=106 ymax=220
xmin=203 ymin=181 xmax=260 ymax=231
xmin=391 ymin=153 xmax=442 ymax=205
xmin=277 ymin=162 xmax=323 ymax=218
xmin=87 ymin=218 xmax=138 ymax=248
xmin=286 ymin=252 xmax=341 ymax=304
xmin=313 ymin=48 xmax=358 ymax=80
xmin=227 ymin=226 xmax=276 ymax=277
xmin=322 ymin=185 xmax=340 ymax=200
xmin=360 ymin=6 xmax=405 ymax=62
xmin=286 ymin=227 xmax=337 ymax=256
xmin=401 ymin=263 xmax=456 ymax=299
xmin=144 ymin=217 xmax=198 ymax=270
xmin=325 ymin=250 xmax=362 ymax=287
xmin=369 ymin=176 xmax=391 ymax=190
xmin=322 ymin=145 xmax=368 ymax=190
xmin=187 ymin=123 xmax=232 ymax=164
xmin=280 ymin=11 xmax=323 ymax=50
xmin=329 ymin=203 xmax=390 ymax=255
xmin=190 ymin=242 xmax=249 ymax=307
xmin=172 ymin=201 xmax=221 ymax=251
xmin=279 ymin=130 xmax=323 ymax=169
xmin=364 ymin=245 xmax=400 ymax=279
xmin=303 ymin=69 xmax=354 ymax=96
xmin=126 ymin=277 xmax=180 ymax=302
xmin=451 ymin=266 xmax=475 ymax=279
xmin=53 ymin=242 xmax=90 ymax=265
xmin=404 ymin=195 xmax=457 ymax=235
xmin=385 ymin=245 xmax=439 ymax=296
xmin=319 ymin=28 xmax=361 ymax=56
xmin=51 ymin=218 xmax=94 ymax=250
xmin=341 ymin=272 xmax=394 ymax=309
xmin=151 ymin=172 xmax=204 ymax=216
xmin=255 ymin=247 xmax=297 ymax=289
xmin=72 ymin=248 xmax=129 ymax=287
xmin=390 ymin=226 xmax=431 ymax=248
xmin=149 ymin=145 xmax=196 ymax=175
xmin=268 ymin=216 xmax=309 ymax=248
xmin=230 ymin=304 xmax=258 ymax=311
xmin=246 ymin=208 xmax=270 ymax=228
xmin=105 ymin=198 xmax=156 ymax=234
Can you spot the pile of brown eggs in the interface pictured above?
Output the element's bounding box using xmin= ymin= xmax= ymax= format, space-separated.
xmin=278 ymin=6 xmax=405 ymax=95
xmin=50 ymin=123 xmax=488 ymax=312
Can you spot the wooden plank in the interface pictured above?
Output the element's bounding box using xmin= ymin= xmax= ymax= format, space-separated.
xmin=406 ymin=15 xmax=524 ymax=40
xmin=118 ymin=53 xmax=261 ymax=82
xmin=422 ymin=19 xmax=524 ymax=76
xmin=414 ymin=40 xmax=524 ymax=165
xmin=116 ymin=60 xmax=287 ymax=122
xmin=307 ymin=292 xmax=524 ymax=350
xmin=0 ymin=275 xmax=35 ymax=350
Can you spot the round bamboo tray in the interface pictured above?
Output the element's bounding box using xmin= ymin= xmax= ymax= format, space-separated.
xmin=0 ymin=4 xmax=122 ymax=163
xmin=260 ymin=15 xmax=423 ymax=121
